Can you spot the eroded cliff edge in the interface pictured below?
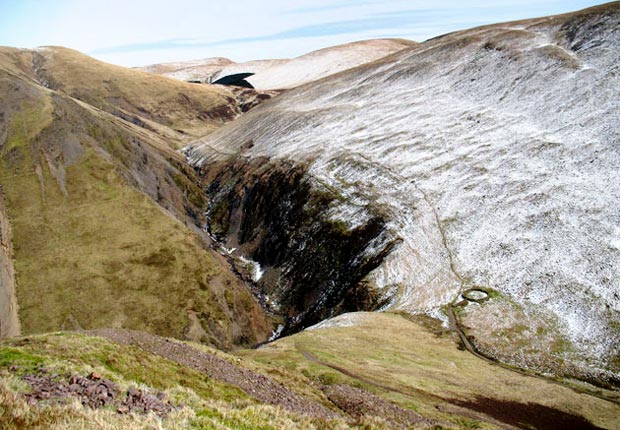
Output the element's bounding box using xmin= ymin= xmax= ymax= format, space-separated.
xmin=0 ymin=189 xmax=20 ymax=338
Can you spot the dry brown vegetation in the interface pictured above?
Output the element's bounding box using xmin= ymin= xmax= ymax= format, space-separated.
xmin=0 ymin=48 xmax=273 ymax=348
xmin=24 ymin=47 xmax=240 ymax=144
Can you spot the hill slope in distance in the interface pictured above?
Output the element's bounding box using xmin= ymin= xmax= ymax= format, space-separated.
xmin=140 ymin=38 xmax=417 ymax=90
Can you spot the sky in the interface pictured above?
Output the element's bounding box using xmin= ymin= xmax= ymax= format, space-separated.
xmin=0 ymin=0 xmax=610 ymax=67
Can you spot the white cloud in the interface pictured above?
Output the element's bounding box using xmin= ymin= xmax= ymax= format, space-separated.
xmin=0 ymin=0 xmax=605 ymax=66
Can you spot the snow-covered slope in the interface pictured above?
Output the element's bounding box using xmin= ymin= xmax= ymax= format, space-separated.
xmin=139 ymin=57 xmax=283 ymax=83
xmin=139 ymin=57 xmax=235 ymax=81
xmin=140 ymin=39 xmax=415 ymax=89
xmin=189 ymin=3 xmax=620 ymax=381
xmin=246 ymin=39 xmax=416 ymax=89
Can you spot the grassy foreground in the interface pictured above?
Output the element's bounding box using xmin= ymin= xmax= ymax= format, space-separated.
xmin=0 ymin=333 xmax=344 ymax=430
xmin=1 ymin=313 xmax=617 ymax=430
xmin=245 ymin=312 xmax=619 ymax=430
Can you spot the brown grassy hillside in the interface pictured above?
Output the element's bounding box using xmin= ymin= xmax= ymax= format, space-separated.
xmin=0 ymin=313 xmax=617 ymax=429
xmin=0 ymin=48 xmax=273 ymax=349
xmin=1 ymin=47 xmax=242 ymax=146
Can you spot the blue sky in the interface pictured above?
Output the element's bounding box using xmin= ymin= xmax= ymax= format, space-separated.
xmin=0 ymin=0 xmax=610 ymax=66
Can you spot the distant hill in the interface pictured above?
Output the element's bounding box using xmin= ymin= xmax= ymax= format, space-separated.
xmin=139 ymin=38 xmax=417 ymax=90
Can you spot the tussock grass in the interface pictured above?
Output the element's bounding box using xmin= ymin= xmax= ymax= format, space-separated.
xmin=245 ymin=312 xmax=619 ymax=429
xmin=0 ymin=379 xmax=178 ymax=430
xmin=0 ymin=334 xmax=364 ymax=430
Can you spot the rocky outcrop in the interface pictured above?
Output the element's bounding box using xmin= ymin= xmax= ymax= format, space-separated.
xmin=197 ymin=157 xmax=400 ymax=334
xmin=0 ymin=189 xmax=19 ymax=338
xmin=18 ymin=370 xmax=177 ymax=417
xmin=227 ymin=86 xmax=281 ymax=113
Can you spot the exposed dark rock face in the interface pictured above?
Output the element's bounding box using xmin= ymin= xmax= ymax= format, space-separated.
xmin=0 ymin=190 xmax=19 ymax=338
xmin=197 ymin=157 xmax=400 ymax=334
xmin=227 ymin=87 xmax=280 ymax=113
xmin=213 ymin=73 xmax=255 ymax=88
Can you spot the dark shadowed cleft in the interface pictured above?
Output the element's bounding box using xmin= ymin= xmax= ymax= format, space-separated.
xmin=451 ymin=396 xmax=605 ymax=430
xmin=199 ymin=157 xmax=400 ymax=335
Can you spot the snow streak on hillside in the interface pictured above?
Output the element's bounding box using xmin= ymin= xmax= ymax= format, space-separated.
xmin=189 ymin=4 xmax=620 ymax=377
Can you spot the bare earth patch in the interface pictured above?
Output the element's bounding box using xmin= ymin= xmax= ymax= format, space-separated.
xmin=323 ymin=384 xmax=433 ymax=429
xmin=88 ymin=329 xmax=338 ymax=419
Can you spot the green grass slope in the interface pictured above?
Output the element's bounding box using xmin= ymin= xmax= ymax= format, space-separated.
xmin=0 ymin=333 xmax=344 ymax=430
xmin=245 ymin=312 xmax=619 ymax=430
xmin=1 ymin=313 xmax=617 ymax=430
xmin=0 ymin=54 xmax=272 ymax=348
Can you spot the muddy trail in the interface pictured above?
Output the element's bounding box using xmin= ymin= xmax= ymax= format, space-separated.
xmin=297 ymin=346 xmax=441 ymax=402
xmin=88 ymin=329 xmax=338 ymax=419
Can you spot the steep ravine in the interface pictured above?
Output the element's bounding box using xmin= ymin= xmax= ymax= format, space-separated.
xmin=187 ymin=2 xmax=620 ymax=383
xmin=194 ymin=156 xmax=402 ymax=334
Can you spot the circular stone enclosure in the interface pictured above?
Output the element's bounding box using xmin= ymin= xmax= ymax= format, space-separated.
xmin=461 ymin=288 xmax=490 ymax=303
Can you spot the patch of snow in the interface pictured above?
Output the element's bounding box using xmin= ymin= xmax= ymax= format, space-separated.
xmin=268 ymin=324 xmax=284 ymax=342
xmin=426 ymin=308 xmax=450 ymax=328
xmin=305 ymin=313 xmax=368 ymax=331
xmin=239 ymin=256 xmax=264 ymax=282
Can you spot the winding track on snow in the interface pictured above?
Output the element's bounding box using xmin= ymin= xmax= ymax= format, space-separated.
xmin=446 ymin=300 xmax=620 ymax=405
